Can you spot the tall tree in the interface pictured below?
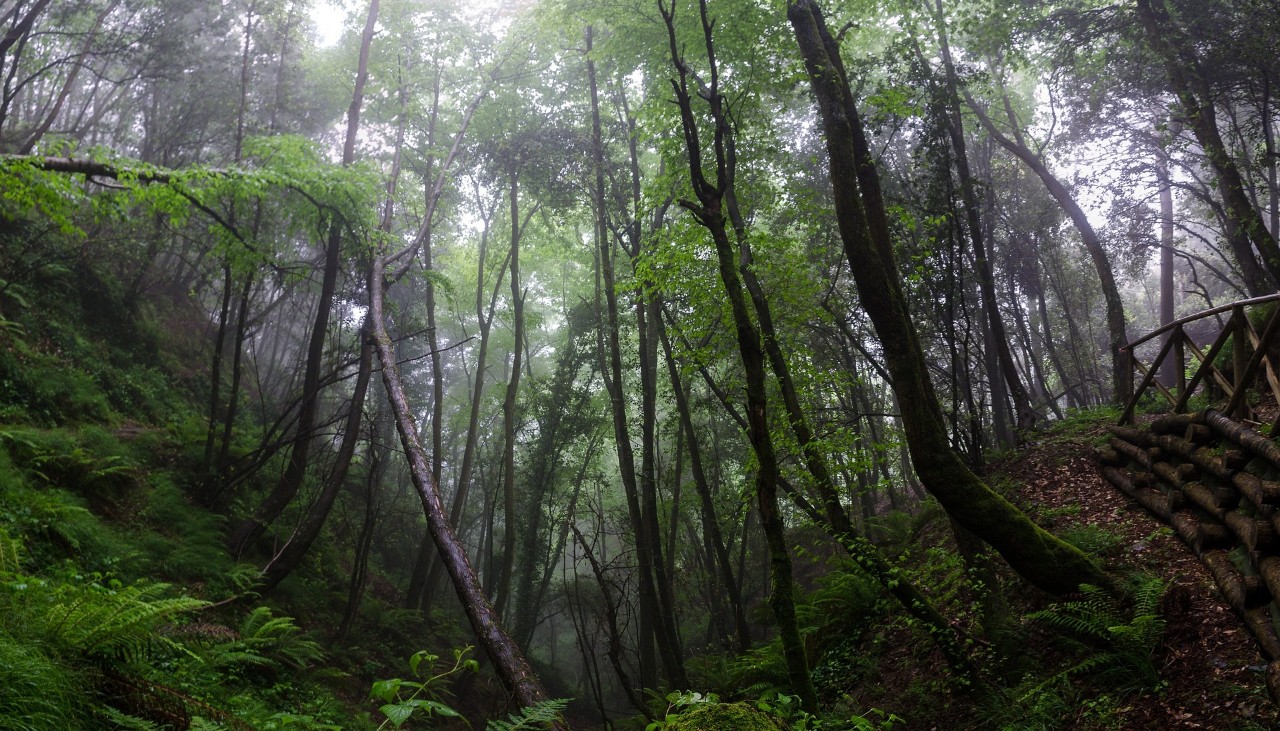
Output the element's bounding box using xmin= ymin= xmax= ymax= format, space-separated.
xmin=660 ymin=0 xmax=818 ymax=710
xmin=1136 ymin=0 xmax=1280 ymax=293
xmin=585 ymin=23 xmax=686 ymax=690
xmin=788 ymin=0 xmax=1114 ymax=597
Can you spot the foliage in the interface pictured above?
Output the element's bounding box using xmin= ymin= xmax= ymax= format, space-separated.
xmin=486 ymin=698 xmax=571 ymax=731
xmin=370 ymin=647 xmax=477 ymax=729
xmin=1058 ymin=525 xmax=1124 ymax=558
xmin=645 ymin=690 xmax=903 ymax=731
xmin=204 ymin=606 xmax=325 ymax=674
xmin=1027 ymin=578 xmax=1168 ymax=695
xmin=645 ymin=692 xmax=782 ymax=731
xmin=36 ymin=578 xmax=208 ymax=663
xmin=0 ymin=634 xmax=84 ymax=730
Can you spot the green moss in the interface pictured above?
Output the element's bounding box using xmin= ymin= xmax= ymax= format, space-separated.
xmin=664 ymin=703 xmax=785 ymax=731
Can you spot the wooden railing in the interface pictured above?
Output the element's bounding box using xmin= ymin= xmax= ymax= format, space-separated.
xmin=1120 ymin=294 xmax=1280 ymax=426
xmin=1100 ymin=411 xmax=1280 ymax=700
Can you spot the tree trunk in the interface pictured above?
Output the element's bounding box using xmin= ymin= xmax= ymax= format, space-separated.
xmin=659 ymin=321 xmax=751 ymax=653
xmin=584 ymin=26 xmax=671 ymax=689
xmin=259 ymin=330 xmax=372 ymax=592
xmin=1157 ymin=149 xmax=1178 ymax=387
xmin=789 ymin=0 xmax=1115 ymax=597
xmin=414 ymin=198 xmax=508 ymax=611
xmin=337 ymin=408 xmax=388 ymax=642
xmin=1136 ymin=0 xmax=1280 ymax=294
xmin=661 ymin=1 xmax=817 ymax=709
xmin=370 ymin=246 xmax=554 ymax=715
xmin=494 ymin=168 xmax=524 ymax=620
xmin=215 ymin=270 xmax=254 ymax=498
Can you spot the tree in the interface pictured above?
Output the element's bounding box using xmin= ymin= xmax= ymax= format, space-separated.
xmin=369 ymin=246 xmax=557 ymax=716
xmin=788 ymin=0 xmax=1114 ymax=597
xmin=659 ymin=0 xmax=817 ymax=710
xmin=1135 ymin=0 xmax=1280 ymax=293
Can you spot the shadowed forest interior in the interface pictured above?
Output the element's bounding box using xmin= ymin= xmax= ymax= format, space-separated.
xmin=1 ymin=0 xmax=1279 ymax=728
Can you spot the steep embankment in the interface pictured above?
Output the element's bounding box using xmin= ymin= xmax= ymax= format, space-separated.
xmin=991 ymin=418 xmax=1276 ymax=729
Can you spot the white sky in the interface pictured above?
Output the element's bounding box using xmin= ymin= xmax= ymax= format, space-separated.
xmin=309 ymin=0 xmax=349 ymax=48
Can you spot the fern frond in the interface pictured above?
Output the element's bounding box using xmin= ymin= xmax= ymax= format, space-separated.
xmin=486 ymin=698 xmax=570 ymax=731
xmin=98 ymin=706 xmax=165 ymax=731
xmin=1029 ymin=577 xmax=1168 ymax=696
xmin=43 ymin=580 xmax=208 ymax=662
xmin=205 ymin=606 xmax=324 ymax=672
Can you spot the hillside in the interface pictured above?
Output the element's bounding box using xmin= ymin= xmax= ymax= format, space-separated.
xmin=0 ymin=255 xmax=1274 ymax=729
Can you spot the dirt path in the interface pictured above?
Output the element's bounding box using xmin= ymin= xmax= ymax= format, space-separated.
xmin=994 ymin=421 xmax=1276 ymax=729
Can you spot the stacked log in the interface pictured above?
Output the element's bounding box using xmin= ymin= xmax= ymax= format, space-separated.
xmin=1099 ymin=410 xmax=1280 ymax=701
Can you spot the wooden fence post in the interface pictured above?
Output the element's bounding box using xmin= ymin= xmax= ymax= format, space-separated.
xmin=1232 ymin=307 xmax=1249 ymax=419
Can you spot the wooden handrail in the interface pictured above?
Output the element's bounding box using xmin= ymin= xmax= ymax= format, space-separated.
xmin=1124 ymin=293 xmax=1280 ymax=351
xmin=1120 ymin=296 xmax=1280 ymax=425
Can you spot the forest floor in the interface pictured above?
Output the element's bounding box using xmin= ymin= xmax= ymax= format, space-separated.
xmin=985 ymin=415 xmax=1277 ymax=730
xmin=833 ymin=413 xmax=1279 ymax=730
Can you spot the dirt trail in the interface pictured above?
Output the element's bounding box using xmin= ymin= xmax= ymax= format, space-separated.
xmin=994 ymin=421 xmax=1276 ymax=729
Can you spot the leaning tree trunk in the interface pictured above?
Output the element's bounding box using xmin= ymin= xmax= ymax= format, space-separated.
xmin=226 ymin=0 xmax=379 ymax=557
xmin=788 ymin=0 xmax=1115 ymax=597
xmin=369 ymin=247 xmax=554 ymax=716
xmin=259 ymin=331 xmax=373 ymax=592
xmin=658 ymin=321 xmax=751 ymax=653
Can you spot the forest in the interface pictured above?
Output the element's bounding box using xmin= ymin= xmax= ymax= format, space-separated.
xmin=0 ymin=0 xmax=1278 ymax=728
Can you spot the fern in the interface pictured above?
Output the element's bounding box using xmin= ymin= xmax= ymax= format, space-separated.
xmin=205 ymin=606 xmax=324 ymax=672
xmin=1027 ymin=578 xmax=1167 ymax=694
xmin=44 ymin=580 xmax=208 ymax=663
xmin=97 ymin=706 xmax=165 ymax=731
xmin=0 ymin=526 xmax=21 ymax=574
xmin=486 ymin=698 xmax=570 ymax=731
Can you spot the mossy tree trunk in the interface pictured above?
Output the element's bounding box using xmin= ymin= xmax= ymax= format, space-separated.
xmin=788 ymin=0 xmax=1115 ymax=597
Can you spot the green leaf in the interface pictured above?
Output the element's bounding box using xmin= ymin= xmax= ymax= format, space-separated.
xmin=409 ymin=649 xmax=436 ymax=676
xmin=379 ymin=702 xmax=416 ymax=728
xmin=424 ymin=700 xmax=462 ymax=718
xmin=371 ymin=678 xmax=402 ymax=702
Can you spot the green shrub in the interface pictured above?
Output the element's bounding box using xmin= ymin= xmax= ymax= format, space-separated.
xmin=647 ymin=693 xmax=783 ymax=731
xmin=136 ymin=477 xmax=233 ymax=584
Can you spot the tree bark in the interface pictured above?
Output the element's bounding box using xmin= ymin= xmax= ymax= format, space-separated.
xmin=661 ymin=0 xmax=817 ymax=710
xmin=493 ymin=166 xmax=524 ymax=620
xmin=789 ymin=0 xmax=1115 ymax=597
xmin=370 ymin=247 xmax=553 ymax=714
